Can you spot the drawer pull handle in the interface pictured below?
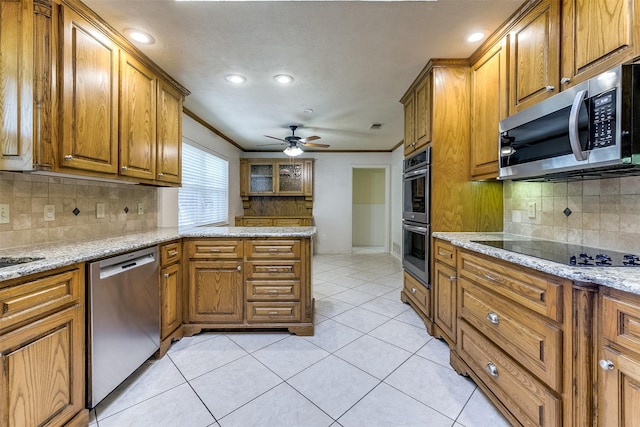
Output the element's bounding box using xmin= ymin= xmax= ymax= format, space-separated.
xmin=411 ymin=287 xmax=417 ymax=294
xmin=268 ymin=311 xmax=279 ymax=315
xmin=168 ymin=250 xmax=178 ymax=257
xmin=486 ymin=312 xmax=499 ymax=324
xmin=268 ymin=248 xmax=279 ymax=252
xmin=485 ymin=362 xmax=499 ymax=378
xmin=268 ymin=289 xmax=279 ymax=293
xmin=484 ymin=273 xmax=498 ymax=281
xmin=599 ymin=359 xmax=614 ymax=370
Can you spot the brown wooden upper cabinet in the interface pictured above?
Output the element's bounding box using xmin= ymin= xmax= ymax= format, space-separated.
xmin=156 ymin=81 xmax=183 ymax=184
xmin=561 ymin=0 xmax=640 ymax=88
xmin=59 ymin=4 xmax=120 ymax=175
xmin=401 ymin=70 xmax=432 ymax=156
xmin=470 ymin=38 xmax=508 ymax=180
xmin=240 ymin=159 xmax=313 ymax=197
xmin=507 ymin=0 xmax=560 ymax=113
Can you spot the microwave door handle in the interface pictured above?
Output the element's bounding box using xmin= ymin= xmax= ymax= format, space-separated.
xmin=568 ymin=89 xmax=589 ymax=161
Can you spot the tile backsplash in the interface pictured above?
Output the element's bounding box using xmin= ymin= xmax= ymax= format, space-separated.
xmin=0 ymin=172 xmax=157 ymax=249
xmin=504 ymin=175 xmax=640 ymax=253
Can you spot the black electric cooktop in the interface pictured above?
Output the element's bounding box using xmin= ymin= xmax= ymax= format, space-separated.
xmin=471 ymin=240 xmax=640 ymax=267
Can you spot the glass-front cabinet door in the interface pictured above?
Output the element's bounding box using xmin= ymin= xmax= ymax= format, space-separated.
xmin=278 ymin=163 xmax=303 ymax=193
xmin=250 ymin=163 xmax=274 ymax=193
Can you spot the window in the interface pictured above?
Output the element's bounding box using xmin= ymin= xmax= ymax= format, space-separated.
xmin=179 ymin=142 xmax=229 ymax=227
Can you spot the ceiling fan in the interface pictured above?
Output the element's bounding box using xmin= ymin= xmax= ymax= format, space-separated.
xmin=263 ymin=125 xmax=330 ymax=156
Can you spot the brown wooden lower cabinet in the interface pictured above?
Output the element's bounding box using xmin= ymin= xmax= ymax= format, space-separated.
xmin=235 ymin=216 xmax=313 ymax=226
xmin=183 ymin=237 xmax=314 ymax=337
xmin=159 ymin=240 xmax=183 ymax=357
xmin=0 ymin=264 xmax=87 ymax=427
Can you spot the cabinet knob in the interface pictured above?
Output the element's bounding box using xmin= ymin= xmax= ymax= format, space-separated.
xmin=599 ymin=359 xmax=614 ymax=370
xmin=163 ymin=273 xmax=170 ymax=278
xmin=545 ymin=85 xmax=555 ymax=92
xmin=411 ymin=287 xmax=417 ymax=294
xmin=449 ymin=275 xmax=456 ymax=281
xmin=158 ymin=173 xmax=164 ymax=176
xmin=64 ymin=155 xmax=73 ymax=161
xmin=121 ymin=166 xmax=128 ymax=171
xmin=237 ymin=265 xmax=242 ymax=271
xmin=561 ymin=77 xmax=571 ymax=85
xmin=486 ymin=312 xmax=500 ymax=324
xmin=485 ymin=362 xmax=499 ymax=378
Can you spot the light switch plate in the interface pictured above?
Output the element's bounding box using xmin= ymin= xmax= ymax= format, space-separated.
xmin=137 ymin=202 xmax=144 ymax=215
xmin=96 ymin=203 xmax=106 ymax=219
xmin=527 ymin=202 xmax=536 ymax=219
xmin=0 ymin=204 xmax=9 ymax=224
xmin=44 ymin=205 xmax=55 ymax=221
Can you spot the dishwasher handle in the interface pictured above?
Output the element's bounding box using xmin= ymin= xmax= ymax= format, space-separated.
xmin=99 ymin=251 xmax=157 ymax=280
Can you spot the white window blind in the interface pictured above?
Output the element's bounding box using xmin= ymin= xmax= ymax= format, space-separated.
xmin=179 ymin=142 xmax=229 ymax=227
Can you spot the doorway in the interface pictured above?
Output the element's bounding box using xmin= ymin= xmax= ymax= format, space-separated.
xmin=351 ymin=166 xmax=390 ymax=253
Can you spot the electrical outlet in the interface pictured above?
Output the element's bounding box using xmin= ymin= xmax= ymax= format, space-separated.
xmin=321 ymin=233 xmax=326 ymax=241
xmin=44 ymin=205 xmax=55 ymax=221
xmin=96 ymin=203 xmax=106 ymax=219
xmin=137 ymin=202 xmax=144 ymax=215
xmin=527 ymin=202 xmax=536 ymax=219
xmin=0 ymin=204 xmax=9 ymax=224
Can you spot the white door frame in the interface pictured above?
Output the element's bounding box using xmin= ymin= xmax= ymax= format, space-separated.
xmin=349 ymin=164 xmax=391 ymax=253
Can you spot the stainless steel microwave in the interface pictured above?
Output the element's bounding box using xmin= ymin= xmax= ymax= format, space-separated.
xmin=499 ymin=64 xmax=640 ymax=181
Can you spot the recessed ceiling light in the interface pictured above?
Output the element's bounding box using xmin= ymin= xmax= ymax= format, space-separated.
xmin=467 ymin=32 xmax=485 ymax=43
xmin=124 ymin=29 xmax=155 ymax=44
xmin=303 ymin=108 xmax=314 ymax=114
xmin=274 ymin=74 xmax=294 ymax=84
xmin=225 ymin=74 xmax=247 ymax=84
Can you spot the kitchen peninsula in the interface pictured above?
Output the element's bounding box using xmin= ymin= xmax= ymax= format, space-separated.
xmin=0 ymin=226 xmax=315 ymax=427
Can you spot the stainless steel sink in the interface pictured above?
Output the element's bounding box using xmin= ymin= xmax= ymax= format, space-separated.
xmin=0 ymin=257 xmax=44 ymax=268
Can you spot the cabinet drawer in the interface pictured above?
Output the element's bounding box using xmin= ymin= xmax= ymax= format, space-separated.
xmin=602 ymin=290 xmax=640 ymax=355
xmin=188 ymin=240 xmax=243 ymax=259
xmin=434 ymin=239 xmax=456 ymax=267
xmin=403 ymin=272 xmax=430 ymax=315
xmin=459 ymin=321 xmax=561 ymax=427
xmin=244 ymin=240 xmax=301 ymax=259
xmin=160 ymin=241 xmax=181 ymax=266
xmin=246 ymin=280 xmax=300 ymax=301
xmin=245 ymin=261 xmax=301 ymax=280
xmin=458 ymin=250 xmax=563 ymax=322
xmin=246 ymin=302 xmax=301 ymax=323
xmin=242 ymin=218 xmax=273 ymax=226
xmin=0 ymin=266 xmax=83 ymax=332
xmin=273 ymin=218 xmax=309 ymax=226
xmin=459 ymin=277 xmax=562 ymax=392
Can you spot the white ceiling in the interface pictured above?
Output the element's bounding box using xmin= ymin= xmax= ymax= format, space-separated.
xmin=82 ymin=0 xmax=523 ymax=153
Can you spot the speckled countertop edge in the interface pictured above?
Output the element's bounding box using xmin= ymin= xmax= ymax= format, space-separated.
xmin=432 ymin=231 xmax=640 ymax=295
xmin=0 ymin=226 xmax=316 ymax=282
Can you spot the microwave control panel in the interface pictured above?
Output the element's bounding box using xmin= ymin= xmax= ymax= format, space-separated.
xmin=590 ymin=89 xmax=616 ymax=149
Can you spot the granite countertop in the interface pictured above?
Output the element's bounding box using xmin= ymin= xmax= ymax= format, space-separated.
xmin=432 ymin=231 xmax=640 ymax=295
xmin=0 ymin=226 xmax=316 ymax=282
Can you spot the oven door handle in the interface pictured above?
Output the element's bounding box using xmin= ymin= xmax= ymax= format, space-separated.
xmin=568 ymin=89 xmax=589 ymax=161
xmin=403 ymin=224 xmax=428 ymax=234
xmin=404 ymin=168 xmax=428 ymax=178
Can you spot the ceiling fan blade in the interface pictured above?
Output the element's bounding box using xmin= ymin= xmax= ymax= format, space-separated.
xmin=302 ymin=142 xmax=330 ymax=148
xmin=257 ymin=143 xmax=287 ymax=147
xmin=299 ymin=135 xmax=321 ymax=143
xmin=264 ymin=135 xmax=286 ymax=142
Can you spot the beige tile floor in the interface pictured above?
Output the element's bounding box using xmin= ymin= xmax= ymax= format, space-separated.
xmin=89 ymin=253 xmax=510 ymax=427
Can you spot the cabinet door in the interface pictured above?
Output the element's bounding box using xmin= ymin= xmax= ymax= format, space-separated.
xmin=561 ymin=0 xmax=640 ymax=87
xmin=599 ymin=346 xmax=640 ymax=426
xmin=59 ymin=5 xmax=119 ymax=174
xmin=156 ymin=80 xmax=183 ymax=184
xmin=161 ymin=263 xmax=182 ymax=339
xmin=0 ymin=0 xmax=34 ymax=171
xmin=470 ymin=38 xmax=507 ymax=180
xmin=434 ymin=261 xmax=457 ymax=344
xmin=277 ymin=162 xmax=304 ymax=194
xmin=0 ymin=305 xmax=84 ymax=427
xmin=120 ymin=52 xmax=156 ymax=180
xmin=415 ymin=76 xmax=432 ymax=149
xmin=508 ymin=0 xmax=560 ymax=112
xmin=249 ymin=162 xmax=275 ymax=194
xmin=403 ymin=92 xmax=416 ymax=156
xmin=187 ymin=260 xmax=243 ymax=323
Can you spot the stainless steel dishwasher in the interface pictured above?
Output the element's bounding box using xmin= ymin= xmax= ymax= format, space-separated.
xmin=87 ymin=246 xmax=160 ymax=407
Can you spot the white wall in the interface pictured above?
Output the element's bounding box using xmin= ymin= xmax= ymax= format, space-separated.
xmin=157 ymin=114 xmax=244 ymax=227
xmin=244 ymin=151 xmax=401 ymax=254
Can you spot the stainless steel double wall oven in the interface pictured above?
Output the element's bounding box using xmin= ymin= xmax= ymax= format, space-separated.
xmin=402 ymin=148 xmax=430 ymax=287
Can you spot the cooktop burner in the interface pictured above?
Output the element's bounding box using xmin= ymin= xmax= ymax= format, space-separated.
xmin=472 ymin=240 xmax=640 ymax=267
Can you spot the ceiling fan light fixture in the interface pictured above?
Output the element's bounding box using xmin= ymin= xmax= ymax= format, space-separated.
xmin=225 ymin=74 xmax=247 ymax=84
xmin=274 ymin=74 xmax=294 ymax=84
xmin=283 ymin=146 xmax=303 ymax=157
